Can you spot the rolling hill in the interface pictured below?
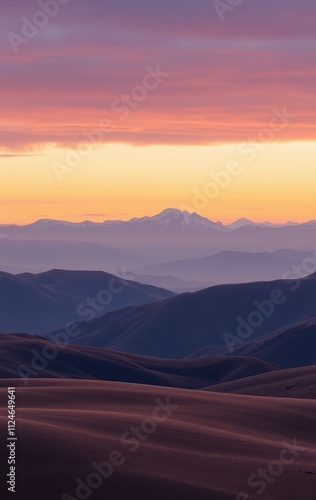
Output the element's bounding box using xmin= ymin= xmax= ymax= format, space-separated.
xmin=0 ymin=269 xmax=174 ymax=333
xmin=207 ymin=365 xmax=316 ymax=399
xmin=133 ymin=249 xmax=313 ymax=284
xmin=1 ymin=380 xmax=315 ymax=500
xmin=219 ymin=317 xmax=316 ymax=369
xmin=0 ymin=333 xmax=277 ymax=389
xmin=46 ymin=277 xmax=316 ymax=359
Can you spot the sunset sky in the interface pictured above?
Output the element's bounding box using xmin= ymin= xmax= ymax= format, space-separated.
xmin=1 ymin=0 xmax=315 ymax=224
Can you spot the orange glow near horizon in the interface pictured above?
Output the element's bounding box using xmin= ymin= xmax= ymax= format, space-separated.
xmin=2 ymin=1 xmax=316 ymax=228
xmin=0 ymin=141 xmax=315 ymax=226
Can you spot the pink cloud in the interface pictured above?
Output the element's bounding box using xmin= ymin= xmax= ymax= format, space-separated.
xmin=1 ymin=0 xmax=316 ymax=150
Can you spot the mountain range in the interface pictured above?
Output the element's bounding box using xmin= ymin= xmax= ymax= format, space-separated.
xmin=2 ymin=254 xmax=316 ymax=500
xmin=3 ymin=265 xmax=316 ymax=370
xmin=132 ymin=249 xmax=315 ymax=285
xmin=41 ymin=273 xmax=316 ymax=364
xmin=0 ymin=269 xmax=174 ymax=333
xmin=1 ymin=209 xmax=316 ymax=285
xmin=2 ymin=209 xmax=313 ymax=232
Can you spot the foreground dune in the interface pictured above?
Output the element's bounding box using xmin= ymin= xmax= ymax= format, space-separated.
xmin=207 ymin=365 xmax=316 ymax=398
xmin=0 ymin=379 xmax=315 ymax=499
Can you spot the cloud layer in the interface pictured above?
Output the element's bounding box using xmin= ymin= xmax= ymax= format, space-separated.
xmin=1 ymin=0 xmax=316 ymax=151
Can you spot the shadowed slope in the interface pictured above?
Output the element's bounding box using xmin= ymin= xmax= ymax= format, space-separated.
xmin=222 ymin=318 xmax=316 ymax=369
xmin=133 ymin=250 xmax=310 ymax=284
xmin=51 ymin=278 xmax=316 ymax=358
xmin=0 ymin=269 xmax=174 ymax=333
xmin=0 ymin=334 xmax=277 ymax=389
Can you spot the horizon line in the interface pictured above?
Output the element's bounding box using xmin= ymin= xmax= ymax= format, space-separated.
xmin=0 ymin=208 xmax=314 ymax=227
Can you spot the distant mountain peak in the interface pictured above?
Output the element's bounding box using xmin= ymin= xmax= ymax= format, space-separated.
xmin=31 ymin=219 xmax=97 ymax=228
xmin=24 ymin=213 xmax=309 ymax=231
xmin=128 ymin=208 xmax=224 ymax=231
xmin=32 ymin=219 xmax=71 ymax=227
xmin=227 ymin=218 xmax=255 ymax=230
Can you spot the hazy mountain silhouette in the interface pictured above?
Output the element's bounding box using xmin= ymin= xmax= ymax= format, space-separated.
xmin=226 ymin=218 xmax=255 ymax=229
xmin=125 ymin=272 xmax=213 ymax=292
xmin=133 ymin=250 xmax=313 ymax=284
xmin=0 ymin=270 xmax=174 ymax=333
xmin=0 ymin=239 xmax=146 ymax=274
xmin=1 ymin=209 xmax=316 ymax=269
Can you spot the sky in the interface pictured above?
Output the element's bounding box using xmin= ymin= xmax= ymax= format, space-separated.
xmin=0 ymin=0 xmax=315 ymax=224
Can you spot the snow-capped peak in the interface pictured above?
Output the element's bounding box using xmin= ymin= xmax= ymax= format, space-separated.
xmin=128 ymin=209 xmax=224 ymax=231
